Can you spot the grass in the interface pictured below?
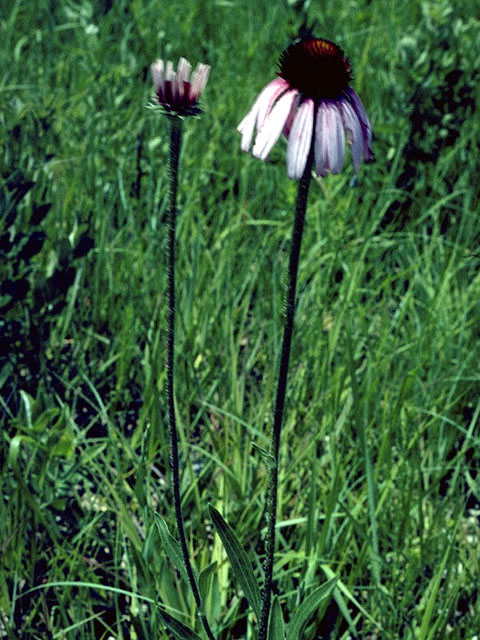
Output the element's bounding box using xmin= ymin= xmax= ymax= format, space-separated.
xmin=1 ymin=0 xmax=480 ymax=637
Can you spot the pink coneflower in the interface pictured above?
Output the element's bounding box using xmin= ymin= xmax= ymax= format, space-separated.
xmin=238 ymin=38 xmax=373 ymax=179
xmin=148 ymin=55 xmax=215 ymax=640
xmin=151 ymin=57 xmax=210 ymax=116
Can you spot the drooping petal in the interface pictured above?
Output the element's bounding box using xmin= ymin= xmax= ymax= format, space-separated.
xmin=339 ymin=98 xmax=363 ymax=172
xmin=237 ymin=96 xmax=266 ymax=152
xmin=237 ymin=77 xmax=289 ymax=153
xmin=325 ymin=102 xmax=345 ymax=174
xmin=253 ymin=90 xmax=297 ymax=160
xmin=256 ymin=77 xmax=290 ymax=131
xmin=237 ymin=108 xmax=261 ymax=152
xmin=314 ymin=102 xmax=328 ymax=176
xmin=345 ymin=88 xmax=373 ymax=161
xmin=283 ymin=92 xmax=301 ymax=138
xmin=315 ymin=101 xmax=346 ymax=175
xmin=286 ymin=98 xmax=314 ymax=180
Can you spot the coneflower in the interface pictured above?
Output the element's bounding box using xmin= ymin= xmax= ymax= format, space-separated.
xmin=238 ymin=38 xmax=373 ymax=179
xmin=237 ymin=37 xmax=373 ymax=640
xmin=150 ymin=56 xmax=215 ymax=640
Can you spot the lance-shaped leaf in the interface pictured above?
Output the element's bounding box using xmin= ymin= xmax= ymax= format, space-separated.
xmin=286 ymin=577 xmax=338 ymax=640
xmin=208 ymin=504 xmax=261 ymax=619
xmin=158 ymin=610 xmax=201 ymax=640
xmin=269 ymin=595 xmax=286 ymax=640
xmin=154 ymin=513 xmax=190 ymax=586
xmin=199 ymin=561 xmax=217 ymax=607
xmin=251 ymin=441 xmax=276 ymax=468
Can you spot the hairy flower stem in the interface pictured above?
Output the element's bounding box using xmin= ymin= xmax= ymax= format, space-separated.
xmin=166 ymin=116 xmax=216 ymax=640
xmin=258 ymin=147 xmax=315 ymax=640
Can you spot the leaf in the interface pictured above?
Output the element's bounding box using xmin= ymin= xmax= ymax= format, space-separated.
xmin=269 ymin=595 xmax=285 ymax=640
xmin=198 ymin=561 xmax=217 ymax=608
xmin=208 ymin=504 xmax=261 ymax=619
xmin=20 ymin=390 xmax=34 ymax=428
xmin=321 ymin=563 xmax=378 ymax=633
xmin=8 ymin=434 xmax=36 ymax=471
xmin=154 ymin=513 xmax=190 ymax=586
xmin=418 ymin=513 xmax=460 ymax=640
xmin=286 ymin=577 xmax=338 ymax=640
xmin=158 ymin=610 xmax=201 ymax=640
xmin=49 ymin=420 xmax=75 ymax=458
xmin=251 ymin=441 xmax=276 ymax=468
xmin=31 ymin=407 xmax=60 ymax=433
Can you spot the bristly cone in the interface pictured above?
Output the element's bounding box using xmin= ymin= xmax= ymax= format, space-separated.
xmin=278 ymin=38 xmax=352 ymax=100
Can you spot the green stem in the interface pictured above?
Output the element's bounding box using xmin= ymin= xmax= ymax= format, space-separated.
xmin=258 ymin=150 xmax=314 ymax=640
xmin=165 ymin=116 xmax=216 ymax=640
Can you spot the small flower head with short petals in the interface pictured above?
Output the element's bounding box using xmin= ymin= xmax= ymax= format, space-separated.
xmin=238 ymin=38 xmax=373 ymax=180
xmin=151 ymin=57 xmax=210 ymax=117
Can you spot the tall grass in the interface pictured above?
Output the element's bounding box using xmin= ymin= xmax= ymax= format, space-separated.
xmin=1 ymin=0 xmax=479 ymax=638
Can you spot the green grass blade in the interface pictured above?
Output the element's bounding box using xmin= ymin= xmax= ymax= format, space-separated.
xmin=418 ymin=513 xmax=461 ymax=639
xmin=321 ymin=565 xmax=380 ymax=632
xmin=345 ymin=325 xmax=381 ymax=587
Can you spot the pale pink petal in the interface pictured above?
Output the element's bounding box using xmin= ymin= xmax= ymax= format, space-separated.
xmin=253 ymin=90 xmax=297 ymax=160
xmin=286 ymin=99 xmax=314 ymax=180
xmin=176 ymin=57 xmax=191 ymax=100
xmin=256 ymin=77 xmax=290 ymax=131
xmin=237 ymin=93 xmax=267 ymax=152
xmin=345 ymin=88 xmax=373 ymax=161
xmin=177 ymin=57 xmax=192 ymax=83
xmin=340 ymin=99 xmax=363 ymax=172
xmin=165 ymin=60 xmax=175 ymax=101
xmin=151 ymin=59 xmax=165 ymax=94
xmin=283 ymin=92 xmax=301 ymax=138
xmin=238 ymin=107 xmax=261 ymax=152
xmin=325 ymin=103 xmax=345 ymax=174
xmin=237 ymin=78 xmax=289 ymax=152
xmin=315 ymin=101 xmax=346 ymax=175
xmin=190 ymin=63 xmax=210 ymax=101
xmin=314 ymin=102 xmax=328 ymax=176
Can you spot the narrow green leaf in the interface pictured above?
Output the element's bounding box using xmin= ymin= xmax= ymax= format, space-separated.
xmin=32 ymin=407 xmax=61 ymax=433
xmin=346 ymin=327 xmax=381 ymax=586
xmin=8 ymin=434 xmax=35 ymax=471
xmin=251 ymin=441 xmax=275 ymax=468
xmin=158 ymin=610 xmax=201 ymax=640
xmin=306 ymin=455 xmax=317 ymax=555
xmin=198 ymin=561 xmax=217 ymax=608
xmin=269 ymin=595 xmax=285 ymax=640
xmin=321 ymin=563 xmax=379 ymax=632
xmin=418 ymin=513 xmax=460 ymax=640
xmin=20 ymin=390 xmax=34 ymax=428
xmin=154 ymin=513 xmax=190 ymax=586
xmin=286 ymin=577 xmax=337 ymax=640
xmin=208 ymin=504 xmax=261 ymax=619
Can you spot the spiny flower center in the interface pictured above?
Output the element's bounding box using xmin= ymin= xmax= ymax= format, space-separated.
xmin=278 ymin=38 xmax=352 ymax=100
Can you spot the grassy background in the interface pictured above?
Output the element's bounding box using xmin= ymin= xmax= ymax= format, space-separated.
xmin=1 ymin=0 xmax=479 ymax=637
